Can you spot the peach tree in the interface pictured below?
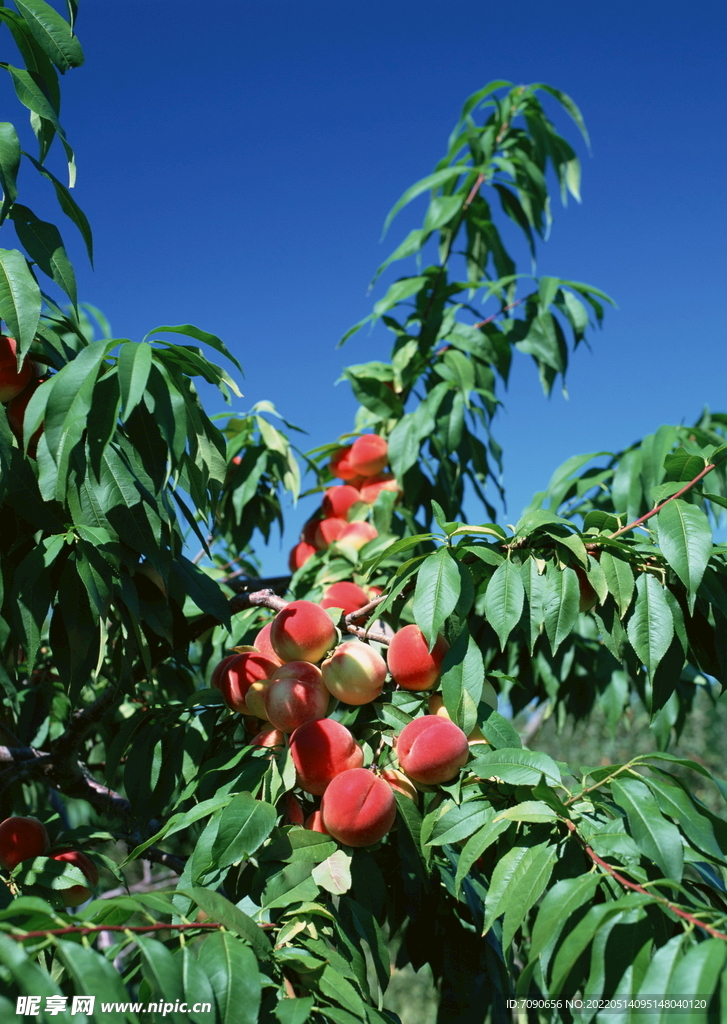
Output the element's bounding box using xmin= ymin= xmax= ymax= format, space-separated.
xmin=0 ymin=4 xmax=725 ymax=1022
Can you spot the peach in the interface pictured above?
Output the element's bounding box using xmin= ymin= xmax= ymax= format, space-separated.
xmin=348 ymin=435 xmax=388 ymax=477
xmin=289 ymin=718 xmax=364 ymax=795
xmin=301 ymin=520 xmax=320 ymax=545
xmin=305 ymin=809 xmax=329 ymax=834
xmin=321 ymin=640 xmax=387 ymax=705
xmin=330 ymin=445 xmax=359 ymax=481
xmin=396 ymin=716 xmax=469 ymax=785
xmin=250 ymin=724 xmax=285 ymax=748
xmin=216 ymin=652 xmax=280 ymax=714
xmin=388 ymin=625 xmax=449 ymax=691
xmin=322 ymin=485 xmax=362 ymax=520
xmin=263 ymin=674 xmax=329 ymax=733
xmin=428 ymin=694 xmax=492 ymax=745
xmin=338 ymin=521 xmax=378 ymax=551
xmin=51 ymin=849 xmax=99 ymax=907
xmin=281 ymin=793 xmax=305 ymax=826
xmin=0 ymin=336 xmax=33 ymax=403
xmin=271 ymin=661 xmax=324 ymax=686
xmin=319 ymin=581 xmax=370 ymax=616
xmin=7 ymin=377 xmax=46 ymax=457
xmin=289 ymin=541 xmax=316 ymax=571
xmin=0 ymin=816 xmax=50 ymax=870
xmin=380 ymin=768 xmax=418 ymax=803
xmin=320 ymin=768 xmax=396 ymax=847
xmin=253 ymin=622 xmax=283 ymax=665
xmin=359 ymin=474 xmax=401 ymax=504
xmin=314 ymin=517 xmax=348 ymax=550
xmin=270 ymin=600 xmax=337 ymax=664
xmin=210 ymin=653 xmax=239 ymax=691
xmin=245 ymin=678 xmax=273 ymax=719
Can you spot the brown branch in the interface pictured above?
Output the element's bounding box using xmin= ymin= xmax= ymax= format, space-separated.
xmin=473 ymin=297 xmax=525 ymax=330
xmin=609 ymin=463 xmax=717 ymax=540
xmin=10 ymin=920 xmax=277 ymax=941
xmin=344 ymin=594 xmax=388 ymax=623
xmin=563 ymin=820 xmax=727 ymax=941
xmin=344 ymin=623 xmax=392 ymax=646
xmin=187 ymin=588 xmax=289 ymax=642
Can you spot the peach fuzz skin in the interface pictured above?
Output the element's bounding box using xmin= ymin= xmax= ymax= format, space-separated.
xmin=320 ymin=768 xmax=396 ymax=847
xmin=289 ymin=718 xmax=363 ymax=795
xmin=396 ymin=715 xmax=469 ymax=785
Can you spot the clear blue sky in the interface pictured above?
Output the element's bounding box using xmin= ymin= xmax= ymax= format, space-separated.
xmin=8 ymin=1 xmax=727 ymax=573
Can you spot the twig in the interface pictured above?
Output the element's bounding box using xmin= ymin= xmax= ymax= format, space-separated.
xmin=563 ymin=820 xmax=727 ymax=941
xmin=344 ymin=594 xmax=388 ymax=623
xmin=609 ymin=463 xmax=717 ymax=539
xmin=187 ymin=589 xmax=288 ymax=642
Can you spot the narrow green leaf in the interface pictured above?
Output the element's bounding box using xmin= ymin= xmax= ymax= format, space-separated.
xmin=469 ymin=747 xmax=561 ymax=787
xmin=656 ymin=498 xmax=712 ymax=612
xmin=411 ymin=546 xmax=461 ymax=648
xmin=611 ymin=777 xmax=683 ymax=881
xmin=144 ymin=323 xmax=243 ymax=374
xmin=455 ymin=817 xmax=510 ymax=897
xmin=10 ymin=203 xmax=76 ymax=305
xmin=543 ymin=563 xmax=579 ymax=653
xmin=118 ymin=341 xmax=153 ymax=421
xmin=382 ymin=166 xmax=467 ymax=236
xmin=483 ymin=559 xmax=524 ymax=650
xmin=211 ymin=791 xmax=277 ymax=868
xmin=0 ymin=248 xmax=41 ymax=354
xmin=427 ymin=800 xmax=492 ymax=846
xmin=626 ymin=573 xmax=674 ymax=675
xmin=198 ymin=931 xmax=261 ymax=1024
xmin=0 ymin=123 xmax=20 ymax=222
xmin=483 ymin=841 xmax=553 ymax=939
xmin=13 ymin=0 xmax=84 ymax=72
xmin=440 ymin=630 xmax=483 ymax=735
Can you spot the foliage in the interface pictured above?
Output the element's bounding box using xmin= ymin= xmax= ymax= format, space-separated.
xmin=0 ymin=4 xmax=725 ymax=1023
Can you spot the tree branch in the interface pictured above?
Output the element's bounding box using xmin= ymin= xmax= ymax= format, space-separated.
xmin=609 ymin=462 xmax=717 ymax=539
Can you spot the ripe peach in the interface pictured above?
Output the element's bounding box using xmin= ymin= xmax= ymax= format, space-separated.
xmin=305 ymin=809 xmax=329 ymax=834
xmin=253 ymin=622 xmax=283 ymax=666
xmin=388 ymin=625 xmax=449 ymax=691
xmin=330 ymin=445 xmax=359 ymax=481
xmin=0 ymin=816 xmax=50 ymax=870
xmin=263 ymin=674 xmax=329 ymax=733
xmin=51 ymin=849 xmax=99 ymax=907
xmin=380 ymin=768 xmax=418 ymax=803
xmin=289 ymin=541 xmax=316 ymax=572
xmin=250 ymin=724 xmax=285 ymax=748
xmin=396 ymin=716 xmax=469 ymax=785
xmin=0 ymin=336 xmax=33 ymax=403
xmin=281 ymin=793 xmax=305 ymax=826
xmin=319 ymin=581 xmax=370 ymax=616
xmin=216 ymin=652 xmax=280 ymax=714
xmin=322 ymin=485 xmax=362 ymax=520
xmin=348 ymin=435 xmax=388 ymax=477
xmin=301 ymin=520 xmax=320 ymax=545
xmin=314 ymin=517 xmax=348 ymax=550
xmin=428 ymin=694 xmax=492 ymax=745
xmin=321 ymin=640 xmax=387 ymax=705
xmin=270 ymin=600 xmax=337 ymax=664
xmin=7 ymin=377 xmax=45 ymax=457
xmin=245 ymin=678 xmax=274 ymax=719
xmin=359 ymin=474 xmax=401 ymax=504
xmin=320 ymin=768 xmax=396 ymax=847
xmin=210 ymin=653 xmax=239 ymax=691
xmin=289 ymin=718 xmax=364 ymax=795
xmin=338 ymin=521 xmax=378 ymax=550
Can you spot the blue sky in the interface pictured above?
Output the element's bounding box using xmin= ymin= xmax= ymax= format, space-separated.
xmin=8 ymin=1 xmax=727 ymax=573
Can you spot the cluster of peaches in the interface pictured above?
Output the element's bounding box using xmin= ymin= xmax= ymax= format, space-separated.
xmin=0 ymin=816 xmax=98 ymax=906
xmin=212 ymin=598 xmax=488 ymax=848
xmin=0 ymin=335 xmax=46 ymax=457
xmin=289 ymin=434 xmax=400 ymax=572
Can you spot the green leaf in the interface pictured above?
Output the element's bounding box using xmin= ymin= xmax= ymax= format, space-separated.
xmin=656 ymin=498 xmax=712 ymax=611
xmin=372 ymin=276 xmax=428 ymax=319
xmin=55 ymin=940 xmax=138 ymax=1022
xmin=440 ymin=629 xmax=484 ymax=735
xmin=382 ymin=166 xmax=467 ymax=236
xmin=599 ymin=549 xmax=634 ymax=618
xmin=611 ymin=777 xmax=683 ymax=881
xmin=118 ymin=341 xmax=153 ymax=421
xmin=0 ymin=248 xmax=41 ymax=354
xmin=275 ymin=997 xmax=315 ymax=1024
xmin=666 ymin=937 xmax=726 ymax=1003
xmin=454 ymin=817 xmax=510 ymax=896
xmin=478 ymin=705 xmax=521 ymax=749
xmin=521 ymin=556 xmax=548 ymax=653
xmin=10 ymin=203 xmax=76 ymax=304
xmin=411 ymin=546 xmax=461 ymax=649
xmin=493 ymin=801 xmax=559 ymax=824
xmin=144 ymin=323 xmax=243 ymax=374
xmin=469 ymin=747 xmax=561 ymax=787
xmin=543 ymin=563 xmax=579 ymax=653
xmin=626 ymin=573 xmax=674 ymax=676
xmin=312 ymin=849 xmax=353 ymax=895
xmin=211 ymin=792 xmax=277 ymax=868
xmin=198 ymin=931 xmax=262 ymax=1024
xmin=483 ymin=559 xmax=524 ymax=650
xmin=22 ymin=151 xmax=93 ymax=263
xmin=186 ymin=888 xmax=271 ymax=959
xmin=483 ymin=841 xmax=555 ymax=947
xmin=646 ymin=774 xmax=726 ymax=863
xmin=526 ymin=874 xmax=601 ymax=975
xmin=13 ymin=0 xmax=84 ymax=72
xmin=0 ymin=123 xmax=20 ymax=222
xmin=427 ymin=800 xmax=493 ymax=846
